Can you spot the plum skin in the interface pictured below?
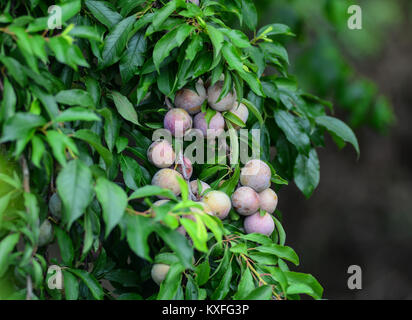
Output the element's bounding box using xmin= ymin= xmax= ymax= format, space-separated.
xmin=39 ymin=220 xmax=54 ymax=246
xmin=203 ymin=190 xmax=231 ymax=220
xmin=240 ymin=159 xmax=271 ymax=192
xmin=164 ymin=108 xmax=193 ymax=137
xmin=151 ymin=264 xmax=170 ymax=286
xmin=232 ymin=186 xmax=260 ymax=216
xmin=207 ymin=81 xmax=236 ymax=112
xmin=174 ymin=81 xmax=206 ymax=115
xmin=49 ymin=193 xmax=62 ymax=220
xmin=151 ymin=169 xmax=183 ymax=198
xmin=147 ymin=140 xmax=175 ymax=169
xmin=244 ymin=212 xmax=275 ymax=236
xmin=259 ymin=189 xmax=278 ymax=214
xmin=194 ymin=111 xmax=225 ymax=137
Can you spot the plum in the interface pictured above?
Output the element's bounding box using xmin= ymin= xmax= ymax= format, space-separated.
xmin=189 ymin=180 xmax=211 ymax=200
xmin=259 ymin=189 xmax=278 ymax=214
xmin=147 ymin=140 xmax=175 ymax=168
xmin=174 ymin=81 xmax=206 ymax=115
xmin=151 ymin=264 xmax=170 ymax=286
xmin=244 ymin=212 xmax=275 ymax=236
xmin=175 ymin=156 xmax=193 ymax=179
xmin=164 ymin=108 xmax=193 ymax=137
xmin=38 ymin=220 xmax=54 ymax=247
xmin=151 ymin=169 xmax=183 ymax=198
xmin=207 ymin=81 xmax=236 ymax=112
xmin=232 ymin=186 xmax=260 ymax=216
xmin=203 ymin=191 xmax=231 ymax=220
xmin=240 ymin=159 xmax=271 ymax=192
xmin=49 ymin=193 xmax=62 ymax=220
xmin=229 ymin=102 xmax=249 ymax=129
xmin=193 ymin=111 xmax=225 ymax=137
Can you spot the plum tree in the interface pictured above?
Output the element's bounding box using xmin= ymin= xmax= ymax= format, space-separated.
xmin=174 ymin=81 xmax=206 ymax=115
xmin=147 ymin=140 xmax=175 ymax=168
xmin=232 ymin=186 xmax=260 ymax=216
xmin=203 ymin=191 xmax=232 ymax=220
xmin=164 ymin=108 xmax=193 ymax=137
xmin=151 ymin=264 xmax=170 ymax=286
xmin=193 ymin=111 xmax=225 ymax=137
xmin=207 ymin=81 xmax=236 ymax=112
xmin=259 ymin=189 xmax=278 ymax=214
xmin=240 ymin=160 xmax=272 ymax=192
xmin=152 ymin=169 xmax=183 ymax=198
xmin=244 ymin=212 xmax=275 ymax=236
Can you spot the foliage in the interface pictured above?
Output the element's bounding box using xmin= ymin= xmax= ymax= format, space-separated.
xmin=0 ymin=0 xmax=359 ymax=300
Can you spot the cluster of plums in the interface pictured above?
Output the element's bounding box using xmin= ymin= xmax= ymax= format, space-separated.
xmin=149 ymin=80 xmax=279 ymax=285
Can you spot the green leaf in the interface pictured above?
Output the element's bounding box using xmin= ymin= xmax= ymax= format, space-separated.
xmin=73 ymin=129 xmax=113 ymax=167
xmin=101 ymin=16 xmax=136 ymax=68
xmin=62 ymin=270 xmax=79 ymax=300
xmin=85 ymin=0 xmax=122 ymax=29
xmin=125 ymin=214 xmax=155 ymax=261
xmin=180 ymin=218 xmax=208 ymax=253
xmin=56 ymin=89 xmax=95 ymax=108
xmin=222 ymin=42 xmax=244 ymax=72
xmin=284 ymin=271 xmax=323 ymax=300
xmin=0 ymin=113 xmax=46 ymax=143
xmin=69 ymin=26 xmax=102 ymax=42
xmin=120 ymin=32 xmax=147 ymax=82
xmin=195 ymin=261 xmax=210 ymax=286
xmin=120 ymin=155 xmax=143 ymax=190
xmin=55 ymin=226 xmax=75 ymax=266
xmin=294 ymin=149 xmax=320 ymax=198
xmin=316 ymin=116 xmax=360 ymax=156
xmin=111 ymin=91 xmax=140 ymax=125
xmin=0 ymin=233 xmax=19 ymax=277
xmin=211 ymin=263 xmax=232 ymax=300
xmin=185 ymin=36 xmax=203 ymax=62
xmin=157 ymin=263 xmax=185 ymax=300
xmin=55 ymin=107 xmax=100 ymax=123
xmin=95 ymin=178 xmax=128 ymax=237
xmin=241 ymin=0 xmax=258 ymax=30
xmin=152 ymin=0 xmax=181 ymax=30
xmin=244 ymin=285 xmax=273 ymax=300
xmin=153 ymin=24 xmax=194 ymax=72
xmin=206 ymin=24 xmax=224 ymax=59
xmin=274 ymin=110 xmax=311 ymax=155
xmin=68 ymin=269 xmax=104 ymax=300
xmin=234 ymin=267 xmax=255 ymax=300
xmin=129 ymin=185 xmax=178 ymax=201
xmin=255 ymin=244 xmax=299 ymax=266
xmin=273 ymin=217 xmax=286 ymax=246
xmin=220 ymin=29 xmax=251 ymax=48
xmin=257 ymin=23 xmax=295 ymax=37
xmin=0 ymin=77 xmax=16 ymax=122
xmin=57 ymin=160 xmax=94 ymax=228
xmin=46 ymin=130 xmax=79 ymax=167
xmin=154 ymin=224 xmax=193 ymax=269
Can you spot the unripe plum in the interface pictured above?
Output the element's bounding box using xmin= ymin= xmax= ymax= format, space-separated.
xmin=151 ymin=263 xmax=170 ymax=286
xmin=164 ymin=108 xmax=193 ymax=137
xmin=49 ymin=193 xmax=62 ymax=220
xmin=152 ymin=169 xmax=183 ymax=198
xmin=244 ymin=212 xmax=275 ymax=236
xmin=203 ymin=191 xmax=231 ymax=220
xmin=259 ymin=189 xmax=278 ymax=214
xmin=232 ymin=186 xmax=260 ymax=216
xmin=189 ymin=180 xmax=211 ymax=200
xmin=207 ymin=81 xmax=236 ymax=112
xmin=230 ymin=103 xmax=249 ymax=129
xmin=240 ymin=159 xmax=271 ymax=192
xmin=38 ymin=220 xmax=54 ymax=247
xmin=194 ymin=111 xmax=225 ymax=137
xmin=175 ymin=156 xmax=193 ymax=179
xmin=174 ymin=81 xmax=206 ymax=115
xmin=147 ymin=140 xmax=175 ymax=168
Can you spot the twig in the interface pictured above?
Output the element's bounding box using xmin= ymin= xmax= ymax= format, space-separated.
xmin=165 ymin=97 xmax=173 ymax=110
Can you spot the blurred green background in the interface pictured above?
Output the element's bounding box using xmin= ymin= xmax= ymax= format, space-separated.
xmin=256 ymin=0 xmax=412 ymax=299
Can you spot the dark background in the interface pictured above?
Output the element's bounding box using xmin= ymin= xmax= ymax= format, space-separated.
xmin=257 ymin=0 xmax=412 ymax=299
